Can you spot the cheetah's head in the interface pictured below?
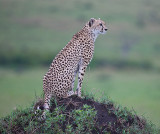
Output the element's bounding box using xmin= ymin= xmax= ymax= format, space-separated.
xmin=88 ymin=18 xmax=108 ymax=35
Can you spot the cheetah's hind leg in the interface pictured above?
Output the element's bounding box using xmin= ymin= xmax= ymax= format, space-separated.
xmin=34 ymin=100 xmax=48 ymax=120
xmin=34 ymin=93 xmax=51 ymax=120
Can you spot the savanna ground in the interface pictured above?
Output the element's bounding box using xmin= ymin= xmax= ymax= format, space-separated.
xmin=0 ymin=0 xmax=160 ymax=129
xmin=0 ymin=67 xmax=160 ymax=129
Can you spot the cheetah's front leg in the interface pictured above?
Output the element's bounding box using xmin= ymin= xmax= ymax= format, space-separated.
xmin=71 ymin=68 xmax=78 ymax=93
xmin=76 ymin=65 xmax=86 ymax=97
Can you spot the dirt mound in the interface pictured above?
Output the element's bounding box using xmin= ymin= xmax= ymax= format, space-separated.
xmin=1 ymin=95 xmax=154 ymax=134
xmin=51 ymin=95 xmax=117 ymax=126
xmin=35 ymin=95 xmax=146 ymax=133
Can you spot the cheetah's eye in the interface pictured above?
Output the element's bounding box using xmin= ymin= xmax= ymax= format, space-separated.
xmin=99 ymin=23 xmax=103 ymax=26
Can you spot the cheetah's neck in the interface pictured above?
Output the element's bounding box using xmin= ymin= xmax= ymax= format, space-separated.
xmin=82 ymin=25 xmax=99 ymax=43
xmin=73 ymin=25 xmax=99 ymax=43
xmin=91 ymin=32 xmax=98 ymax=42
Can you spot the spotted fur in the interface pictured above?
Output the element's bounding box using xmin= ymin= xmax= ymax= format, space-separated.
xmin=43 ymin=18 xmax=107 ymax=110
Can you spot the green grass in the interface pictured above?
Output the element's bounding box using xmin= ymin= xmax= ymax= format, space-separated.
xmin=0 ymin=68 xmax=43 ymax=116
xmin=0 ymin=67 xmax=160 ymax=128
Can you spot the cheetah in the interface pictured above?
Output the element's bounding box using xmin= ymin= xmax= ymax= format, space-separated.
xmin=43 ymin=18 xmax=107 ymax=111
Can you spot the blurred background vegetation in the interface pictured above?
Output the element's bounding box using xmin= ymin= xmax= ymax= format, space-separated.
xmin=0 ymin=0 xmax=160 ymax=128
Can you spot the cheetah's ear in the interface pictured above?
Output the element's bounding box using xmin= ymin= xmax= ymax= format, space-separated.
xmin=89 ymin=18 xmax=95 ymax=27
